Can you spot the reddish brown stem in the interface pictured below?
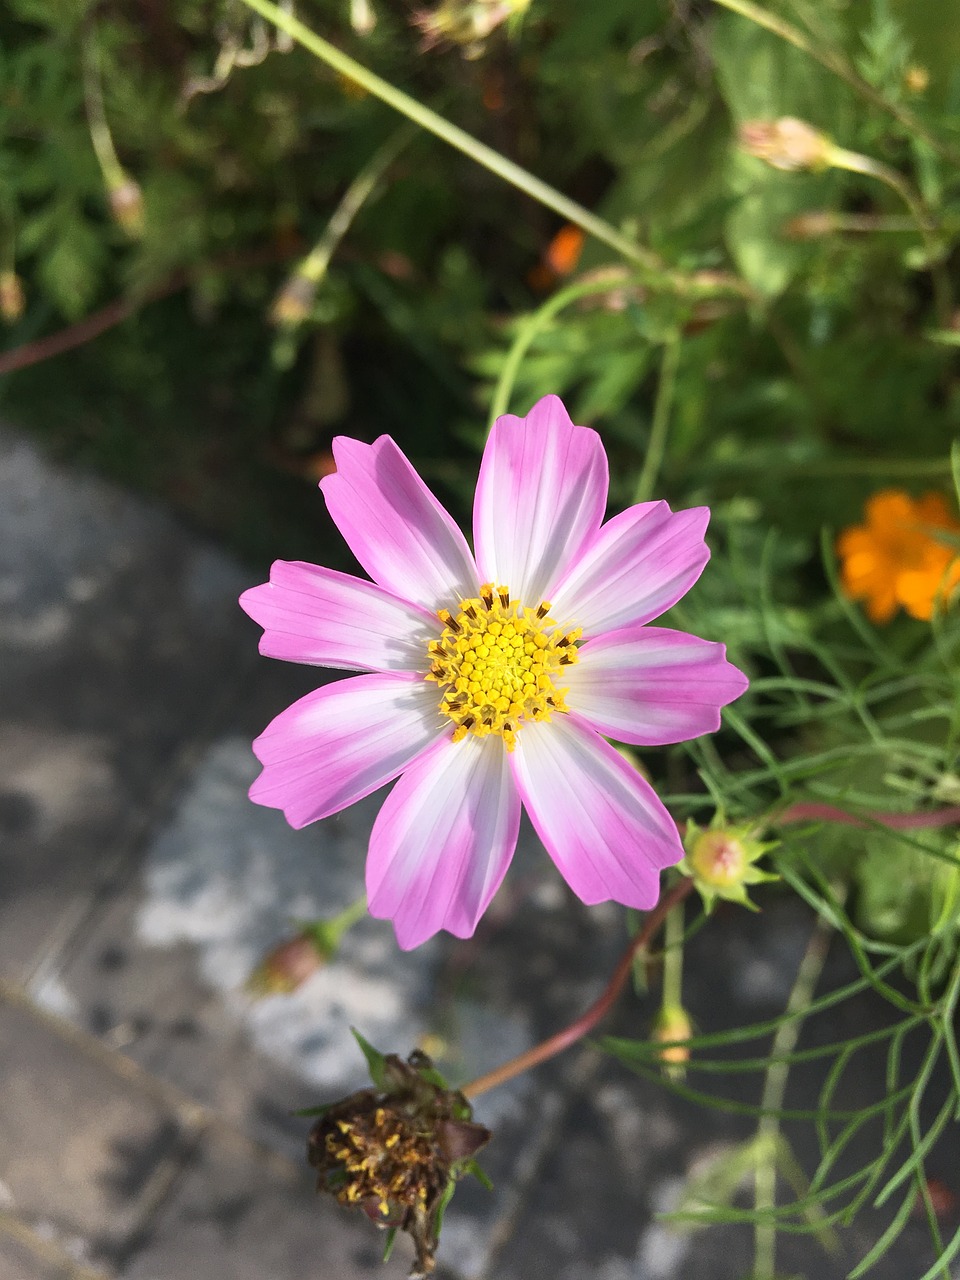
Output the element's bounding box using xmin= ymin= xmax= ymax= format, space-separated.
xmin=776 ymin=802 xmax=960 ymax=831
xmin=0 ymin=293 xmax=142 ymax=376
xmin=0 ymin=244 xmax=300 ymax=378
xmin=459 ymin=799 xmax=960 ymax=1100
xmin=461 ymin=876 xmax=694 ymax=1099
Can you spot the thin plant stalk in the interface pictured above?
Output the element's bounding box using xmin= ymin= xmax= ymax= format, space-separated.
xmin=82 ymin=27 xmax=127 ymax=194
xmin=826 ymin=146 xmax=951 ymax=326
xmin=238 ymin=0 xmax=662 ymax=271
xmin=634 ymin=335 xmax=681 ymax=504
xmin=753 ymin=905 xmax=836 ymax=1278
xmin=488 ymin=275 xmax=642 ymax=426
xmin=710 ymin=0 xmax=960 ymax=164
xmin=272 ymin=124 xmax=415 ymax=323
xmin=461 ymin=877 xmax=694 ymax=1098
xmin=661 ymin=894 xmax=685 ymax=1013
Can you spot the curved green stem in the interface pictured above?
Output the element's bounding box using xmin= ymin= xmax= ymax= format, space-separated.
xmin=488 ymin=274 xmax=640 ymax=425
xmin=238 ymin=0 xmax=661 ymax=270
xmin=634 ymin=335 xmax=681 ymax=503
xmin=82 ymin=26 xmax=126 ymax=190
xmin=753 ymin=904 xmax=836 ymax=1278
xmin=711 ymin=0 xmax=960 ymax=164
xmin=827 ymin=145 xmax=951 ymax=326
xmin=273 ymin=124 xmax=415 ymax=325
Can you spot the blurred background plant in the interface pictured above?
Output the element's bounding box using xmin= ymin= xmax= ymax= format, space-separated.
xmin=2 ymin=0 xmax=959 ymax=1275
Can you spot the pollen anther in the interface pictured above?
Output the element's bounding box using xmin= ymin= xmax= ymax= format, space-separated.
xmin=426 ymin=583 xmax=580 ymax=750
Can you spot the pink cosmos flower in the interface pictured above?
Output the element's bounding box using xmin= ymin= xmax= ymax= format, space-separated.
xmin=240 ymin=396 xmax=748 ymax=949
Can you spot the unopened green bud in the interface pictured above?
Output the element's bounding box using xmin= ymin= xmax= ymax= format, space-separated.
xmin=246 ymin=929 xmax=329 ymax=996
xmin=652 ymin=1004 xmax=693 ymax=1082
xmin=679 ymin=817 xmax=778 ymax=913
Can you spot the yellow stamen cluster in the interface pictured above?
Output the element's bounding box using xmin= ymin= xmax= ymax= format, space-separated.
xmin=426 ymin=583 xmax=581 ymax=751
xmin=324 ymin=1107 xmax=434 ymax=1218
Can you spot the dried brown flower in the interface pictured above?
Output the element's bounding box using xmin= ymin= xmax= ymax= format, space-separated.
xmin=307 ymin=1042 xmax=490 ymax=1275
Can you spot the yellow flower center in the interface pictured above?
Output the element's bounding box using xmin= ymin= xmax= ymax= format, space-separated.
xmin=426 ymin=583 xmax=581 ymax=751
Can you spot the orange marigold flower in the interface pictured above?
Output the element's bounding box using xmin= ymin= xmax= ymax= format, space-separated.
xmin=545 ymin=224 xmax=585 ymax=276
xmin=837 ymin=490 xmax=960 ymax=623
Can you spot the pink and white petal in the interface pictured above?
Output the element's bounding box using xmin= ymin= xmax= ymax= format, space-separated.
xmin=564 ymin=626 xmax=749 ymax=746
xmin=547 ymin=502 xmax=710 ymax=634
xmin=366 ymin=734 xmax=521 ymax=950
xmin=510 ymin=714 xmax=683 ymax=910
xmin=320 ymin=435 xmax=479 ymax=613
xmin=474 ymin=395 xmax=608 ymax=605
xmin=240 ymin=561 xmax=438 ymax=674
xmin=250 ymin=673 xmax=444 ymax=828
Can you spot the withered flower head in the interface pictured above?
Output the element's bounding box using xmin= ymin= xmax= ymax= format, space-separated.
xmin=411 ymin=0 xmax=527 ymax=57
xmin=306 ymin=1034 xmax=491 ymax=1276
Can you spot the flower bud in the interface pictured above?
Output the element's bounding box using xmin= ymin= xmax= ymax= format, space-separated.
xmin=270 ymin=273 xmax=317 ymax=327
xmin=412 ymin=0 xmax=528 ymax=55
xmin=109 ymin=176 xmax=145 ymax=237
xmin=246 ymin=930 xmax=328 ymax=996
xmin=679 ymin=817 xmax=778 ymax=912
xmin=0 ymin=270 xmax=25 ymax=323
xmin=652 ymin=1004 xmax=693 ymax=1081
xmin=739 ymin=117 xmax=834 ymax=172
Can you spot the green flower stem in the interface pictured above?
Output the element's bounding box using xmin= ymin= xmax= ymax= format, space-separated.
xmin=276 ymin=124 xmax=415 ymax=316
xmin=825 ymin=145 xmax=951 ymax=327
xmin=710 ymin=0 xmax=960 ymax=165
xmin=318 ymin=894 xmax=369 ymax=943
xmin=660 ymin=891 xmax=685 ymax=1013
xmin=488 ymin=274 xmax=641 ymax=425
xmin=703 ymin=455 xmax=954 ymax=479
xmin=238 ymin=0 xmax=661 ymax=271
xmin=489 ymin=272 xmax=748 ymax=428
xmin=461 ymin=876 xmax=695 ymax=1099
xmin=753 ymin=903 xmax=836 ymax=1280
xmin=634 ymin=335 xmax=681 ymax=504
xmin=82 ymin=27 xmax=127 ymax=191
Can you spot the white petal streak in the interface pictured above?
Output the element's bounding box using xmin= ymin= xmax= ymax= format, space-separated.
xmin=474 ymin=395 xmax=608 ymax=604
xmin=320 ymin=435 xmax=479 ymax=612
xmin=548 ymin=502 xmax=710 ymax=634
xmin=250 ymin=673 xmax=444 ymax=828
xmin=510 ymin=714 xmax=683 ymax=909
xmin=366 ymin=735 xmax=521 ymax=950
xmin=240 ymin=561 xmax=438 ymax=673
xmin=565 ymin=626 xmax=749 ymax=745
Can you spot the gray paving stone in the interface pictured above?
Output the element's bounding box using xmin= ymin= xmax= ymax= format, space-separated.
xmin=118 ymin=1129 xmax=411 ymax=1280
xmin=0 ymin=996 xmax=185 ymax=1271
xmin=0 ymin=1229 xmax=79 ymax=1280
xmin=0 ymin=430 xmax=252 ymax=983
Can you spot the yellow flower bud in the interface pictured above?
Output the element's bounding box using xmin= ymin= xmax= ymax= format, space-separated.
xmin=653 ymin=1004 xmax=693 ymax=1081
xmin=0 ymin=270 xmax=25 ymax=323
